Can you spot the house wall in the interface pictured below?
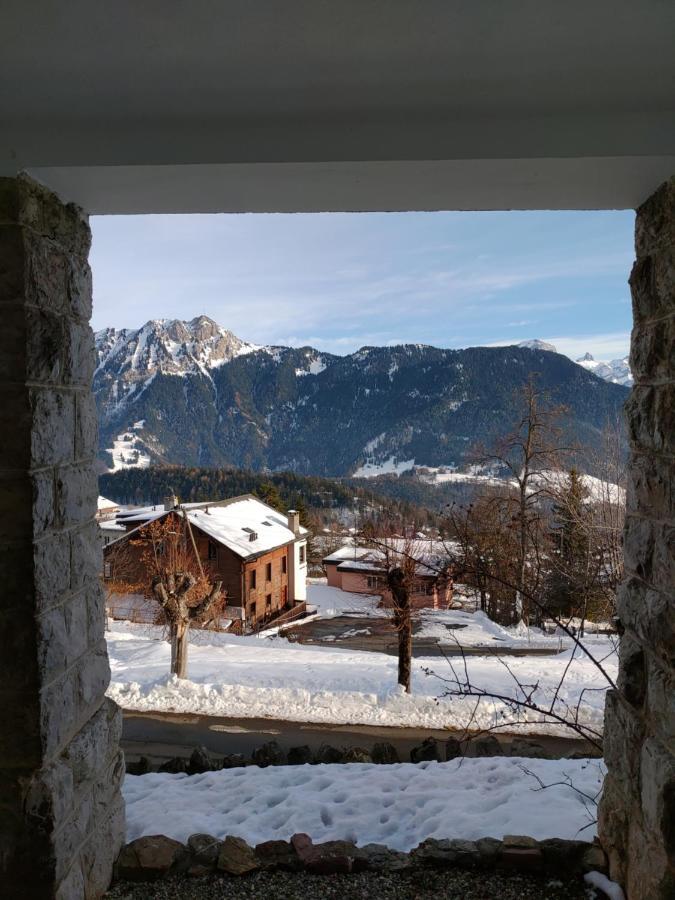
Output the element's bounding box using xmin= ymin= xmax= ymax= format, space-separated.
xmin=325 ymin=562 xmax=342 ymax=588
xmin=103 ymin=522 xmax=294 ymax=630
xmin=289 ymin=538 xmax=307 ymax=602
xmin=243 ymin=544 xmax=291 ymax=626
xmin=338 ymin=570 xmax=452 ymax=609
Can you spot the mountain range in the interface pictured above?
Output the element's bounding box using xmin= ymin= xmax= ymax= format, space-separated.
xmin=94 ymin=316 xmax=630 ymax=477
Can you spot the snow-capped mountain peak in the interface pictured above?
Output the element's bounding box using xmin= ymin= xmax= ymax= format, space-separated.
xmin=94 ymin=316 xmax=259 ymax=415
xmin=517 ymin=339 xmax=558 ymax=353
xmin=575 ymin=352 xmax=632 ymax=387
xmin=95 ymin=316 xmax=257 ymax=375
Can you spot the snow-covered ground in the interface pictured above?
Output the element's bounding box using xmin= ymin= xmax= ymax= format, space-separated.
xmin=303 ymin=579 xmax=384 ymax=619
xmin=106 ymin=427 xmax=151 ymax=471
xmin=106 ymin=584 xmax=616 ymax=735
xmin=123 ymin=756 xmax=605 ymax=849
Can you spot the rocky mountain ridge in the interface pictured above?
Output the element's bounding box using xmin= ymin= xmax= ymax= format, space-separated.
xmin=94 ymin=317 xmax=630 ymax=477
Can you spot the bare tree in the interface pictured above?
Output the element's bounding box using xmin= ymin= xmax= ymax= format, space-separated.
xmin=133 ymin=512 xmax=225 ymax=678
xmin=470 ymin=377 xmax=569 ymax=625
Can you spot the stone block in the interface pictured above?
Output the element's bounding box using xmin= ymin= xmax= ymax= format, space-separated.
xmin=31 ymin=469 xmax=55 ymax=537
xmin=635 ymin=177 xmax=675 ymax=257
xmin=37 ymin=591 xmax=90 ymax=681
xmin=372 ymin=741 xmax=400 ymax=764
xmin=55 ymin=861 xmax=85 ymax=900
xmin=626 ymin=384 xmax=675 ymax=455
xmin=410 ymin=737 xmax=441 ymax=763
xmin=24 ymin=759 xmax=75 ymax=838
xmin=412 ymin=837 xmax=480 ymax=869
xmin=74 ymin=393 xmax=98 ymax=461
xmin=187 ymin=833 xmax=222 ymax=869
xmin=77 ymin=640 xmax=111 ymax=710
xmin=23 ymin=230 xmax=69 ymax=315
xmin=34 ymin=531 xmax=71 ymax=612
xmin=55 ymin=463 xmax=97 ymax=528
xmin=630 ymin=317 xmax=675 ymax=384
xmin=472 ymin=734 xmax=503 ymax=757
xmin=353 ymin=843 xmax=410 ymax=872
xmin=67 ymin=259 xmax=93 ymax=321
xmin=581 ymin=843 xmax=609 ymax=874
xmin=303 ymin=839 xmax=358 ymax=874
xmin=0 ymin=175 xmax=91 ymax=258
xmin=616 ymin=632 xmax=647 ymax=709
xmin=255 ymin=838 xmax=302 ymax=871
xmin=78 ymin=792 xmax=125 ymax=896
xmin=287 ymin=745 xmax=313 ymax=765
xmin=639 ymin=737 xmax=675 ymax=841
xmin=25 ymin=306 xmax=66 ymax=384
xmin=69 ymin=520 xmax=101 ymax=593
xmin=30 ymin=388 xmax=75 ymax=468
xmin=64 ymin=321 xmax=95 ymax=386
xmin=626 ymin=452 xmax=674 ymax=525
xmin=217 ymin=835 xmax=259 ymax=875
xmin=116 ymin=835 xmax=187 ymax=882
xmin=63 ymin=701 xmax=111 ymax=787
xmin=629 ymin=248 xmax=675 ymax=324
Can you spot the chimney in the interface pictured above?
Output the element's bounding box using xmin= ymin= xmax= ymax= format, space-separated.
xmin=287 ymin=509 xmax=300 ymax=535
xmin=164 ymin=494 xmax=179 ymax=511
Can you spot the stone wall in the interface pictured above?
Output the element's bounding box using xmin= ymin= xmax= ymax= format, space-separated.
xmin=599 ymin=177 xmax=675 ymax=898
xmin=0 ymin=175 xmax=124 ymax=898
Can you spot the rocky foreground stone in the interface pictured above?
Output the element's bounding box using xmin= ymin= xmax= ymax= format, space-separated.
xmin=113 ymin=831 xmax=609 ymax=884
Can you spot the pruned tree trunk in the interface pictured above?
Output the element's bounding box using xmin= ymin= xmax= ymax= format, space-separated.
xmin=170 ymin=621 xmax=189 ymax=678
xmin=388 ymin=567 xmax=412 ymax=694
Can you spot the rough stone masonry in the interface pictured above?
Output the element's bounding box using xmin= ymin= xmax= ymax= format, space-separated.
xmin=599 ymin=177 xmax=675 ymax=899
xmin=0 ymin=175 xmax=125 ymax=898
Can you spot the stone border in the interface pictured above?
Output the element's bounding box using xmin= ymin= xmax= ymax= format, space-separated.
xmin=125 ymin=734 xmax=600 ymax=776
xmin=114 ymin=831 xmax=609 ymax=883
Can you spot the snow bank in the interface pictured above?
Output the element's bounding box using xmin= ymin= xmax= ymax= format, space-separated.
xmin=107 ymin=617 xmax=615 ymax=735
xmin=123 ymin=757 xmax=605 ymax=850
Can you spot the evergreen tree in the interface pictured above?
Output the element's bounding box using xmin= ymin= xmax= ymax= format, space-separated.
xmin=548 ymin=469 xmax=592 ymax=621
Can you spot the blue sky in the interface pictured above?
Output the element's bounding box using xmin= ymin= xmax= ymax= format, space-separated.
xmin=91 ymin=210 xmax=635 ymax=361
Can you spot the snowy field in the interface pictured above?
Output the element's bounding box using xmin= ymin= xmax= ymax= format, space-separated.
xmin=123 ymin=756 xmax=605 ymax=849
xmin=107 ymin=584 xmax=617 ymax=735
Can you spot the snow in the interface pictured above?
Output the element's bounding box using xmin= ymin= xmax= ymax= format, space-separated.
xmin=576 ymin=353 xmax=632 ymax=387
xmin=352 ymin=456 xmax=416 ymax=478
xmin=415 ymin=608 xmax=569 ymax=650
xmin=584 ymin=871 xmax=626 ymax=900
xmin=123 ymin=756 xmax=605 ymax=849
xmin=106 ymin=586 xmax=616 ymax=736
xmin=106 ymin=431 xmax=152 ymax=471
xmin=115 ymin=497 xmax=307 ymax=560
xmin=97 ymin=495 xmax=118 ymax=512
xmin=303 ymin=579 xmax=382 ymax=618
xmin=185 ymin=498 xmax=306 ymax=559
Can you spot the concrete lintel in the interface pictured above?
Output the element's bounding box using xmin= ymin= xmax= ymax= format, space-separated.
xmin=27 ymin=156 xmax=675 ymax=215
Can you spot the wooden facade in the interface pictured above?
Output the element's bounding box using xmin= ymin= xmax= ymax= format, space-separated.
xmin=104 ymin=514 xmax=298 ymax=632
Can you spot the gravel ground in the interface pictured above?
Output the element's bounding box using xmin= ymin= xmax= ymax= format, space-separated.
xmin=106 ymin=869 xmax=592 ymax=899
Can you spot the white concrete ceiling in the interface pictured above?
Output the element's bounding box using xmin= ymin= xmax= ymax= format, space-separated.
xmin=2 ymin=1 xmax=674 ymax=212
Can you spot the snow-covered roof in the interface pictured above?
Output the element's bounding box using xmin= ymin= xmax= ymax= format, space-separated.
xmin=116 ymin=495 xmax=307 ymax=560
xmin=325 ymin=540 xmax=451 ymax=578
xmin=97 ymin=495 xmax=119 ymax=511
xmin=322 ymin=546 xmax=373 ymax=565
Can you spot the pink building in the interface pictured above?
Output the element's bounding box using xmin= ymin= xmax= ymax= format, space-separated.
xmin=323 ymin=543 xmax=453 ymax=610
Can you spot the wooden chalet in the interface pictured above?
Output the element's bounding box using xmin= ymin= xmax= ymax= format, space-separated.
xmin=104 ymin=494 xmax=308 ymax=632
